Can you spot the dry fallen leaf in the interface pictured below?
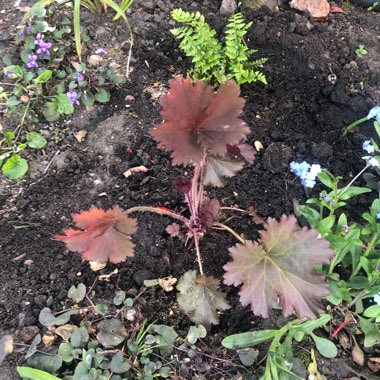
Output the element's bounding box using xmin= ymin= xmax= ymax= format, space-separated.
xmin=368 ymin=357 xmax=380 ymax=372
xmin=55 ymin=324 xmax=78 ymax=341
xmin=24 ymin=259 xmax=33 ymax=266
xmin=158 ymin=276 xmax=177 ymax=292
xmin=87 ymin=54 xmax=103 ymax=67
xmin=123 ymin=165 xmax=149 ymax=178
xmin=89 ymin=261 xmax=107 ymax=272
xmin=338 ymin=333 xmax=351 ymax=350
xmin=99 ymin=269 xmax=118 ymax=281
xmin=352 ymin=337 xmax=364 ymax=366
xmin=74 ymin=130 xmax=87 ymax=143
xmin=0 ymin=335 xmax=13 ymax=365
xmin=42 ymin=333 xmax=55 ymax=346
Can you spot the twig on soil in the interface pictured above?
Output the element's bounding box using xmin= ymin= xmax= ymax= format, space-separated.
xmin=43 ymin=149 xmax=60 ymax=174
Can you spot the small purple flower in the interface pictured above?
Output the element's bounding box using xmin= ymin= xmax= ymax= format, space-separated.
xmin=320 ymin=193 xmax=330 ymax=202
xmin=27 ymin=54 xmax=38 ymax=68
xmin=35 ymin=34 xmax=52 ymax=56
xmin=66 ymin=91 xmax=79 ymax=105
xmin=19 ymin=29 xmax=25 ymax=37
xmin=342 ymin=225 xmax=350 ymax=233
xmin=77 ymin=72 xmax=84 ymax=82
xmin=95 ymin=48 xmax=108 ymax=55
xmin=27 ymin=24 xmax=32 ymax=32
xmin=376 ymin=212 xmax=380 ymax=219
xmin=330 ymin=200 xmax=337 ymax=207
xmin=363 ymin=140 xmax=375 ymax=154
xmin=5 ymin=70 xmax=14 ymax=77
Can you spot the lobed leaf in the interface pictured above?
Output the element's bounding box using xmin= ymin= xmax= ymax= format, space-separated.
xmin=53 ymin=206 xmax=137 ymax=264
xmin=203 ymin=155 xmax=244 ymax=187
xmin=224 ymin=215 xmax=334 ymax=319
xmin=151 ymin=77 xmax=249 ymax=166
xmin=177 ymin=270 xmax=230 ymax=328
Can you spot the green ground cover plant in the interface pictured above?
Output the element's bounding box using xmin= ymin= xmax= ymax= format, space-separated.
xmin=171 ymin=8 xmax=267 ymax=86
xmin=25 ymin=0 xmax=134 ymax=61
xmin=0 ymin=5 xmax=124 ymax=179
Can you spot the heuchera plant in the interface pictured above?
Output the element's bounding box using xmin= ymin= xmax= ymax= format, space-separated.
xmin=55 ymin=77 xmax=334 ymax=327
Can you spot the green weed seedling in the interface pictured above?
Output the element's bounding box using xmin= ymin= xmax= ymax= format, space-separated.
xmin=0 ymin=130 xmax=46 ymax=179
xmin=222 ymin=315 xmax=337 ymax=379
xmin=355 ymin=44 xmax=368 ymax=58
xmin=18 ymin=283 xmax=176 ymax=379
xmin=171 ymin=9 xmax=267 ymax=86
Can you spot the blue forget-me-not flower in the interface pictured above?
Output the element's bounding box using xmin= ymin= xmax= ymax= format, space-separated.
xmin=290 ymin=161 xmax=322 ymax=188
xmin=363 ymin=140 xmax=375 ymax=154
xmin=367 ymin=106 xmax=380 ymax=124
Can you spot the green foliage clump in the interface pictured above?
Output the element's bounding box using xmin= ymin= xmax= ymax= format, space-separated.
xmin=171 ymin=9 xmax=267 ymax=86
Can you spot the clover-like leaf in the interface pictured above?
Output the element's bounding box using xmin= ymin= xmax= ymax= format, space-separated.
xmin=151 ymin=77 xmax=249 ymax=166
xmin=53 ymin=206 xmax=137 ymax=263
xmin=224 ymin=215 xmax=334 ymax=319
xmin=177 ymin=270 xmax=230 ymax=328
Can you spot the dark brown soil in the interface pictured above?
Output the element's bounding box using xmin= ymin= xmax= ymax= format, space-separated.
xmin=0 ymin=0 xmax=379 ymax=379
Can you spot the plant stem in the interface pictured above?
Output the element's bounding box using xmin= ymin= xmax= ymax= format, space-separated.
xmin=193 ymin=234 xmax=204 ymax=276
xmin=342 ymin=116 xmax=368 ymax=136
xmin=126 ymin=205 xmax=189 ymax=224
xmin=338 ymin=165 xmax=369 ymax=199
xmin=213 ymin=222 xmax=245 ymax=244
xmin=351 ymin=232 xmax=379 ymax=278
xmin=347 ymin=278 xmax=377 ymax=309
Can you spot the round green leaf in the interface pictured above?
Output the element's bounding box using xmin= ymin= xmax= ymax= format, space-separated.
xmin=54 ymin=310 xmax=78 ymax=326
xmin=95 ymin=89 xmax=110 ymax=103
xmin=70 ymin=327 xmax=89 ymax=348
xmin=58 ymin=342 xmax=74 ymax=363
xmin=2 ymin=154 xmax=28 ymax=180
xmin=95 ymin=304 xmax=108 ymax=315
xmin=35 ymin=69 xmax=53 ymax=84
xmin=68 ymin=283 xmax=86 ymax=303
xmin=110 ymin=352 xmax=130 ymax=373
xmin=310 ymin=333 xmax=338 ymax=358
xmin=364 ymin=304 xmax=380 ymax=318
xmin=82 ymin=92 xmax=94 ymax=107
xmin=26 ymin=132 xmax=47 ymax=149
xmin=31 ymin=6 xmax=46 ymax=17
xmin=187 ymin=325 xmax=207 ymax=344
xmin=97 ymin=319 xmax=127 ymax=348
xmin=113 ymin=291 xmax=126 ymax=306
xmin=39 ymin=308 xmax=56 ymax=327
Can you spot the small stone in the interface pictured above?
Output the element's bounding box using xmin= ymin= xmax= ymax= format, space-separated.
xmin=57 ymin=289 xmax=67 ymax=301
xmin=125 ymin=95 xmax=135 ymax=102
xmin=220 ymin=0 xmax=237 ymax=16
xmin=34 ymin=295 xmax=47 ymax=306
xmin=95 ymin=26 xmax=107 ymax=35
xmin=19 ymin=326 xmax=40 ymax=343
